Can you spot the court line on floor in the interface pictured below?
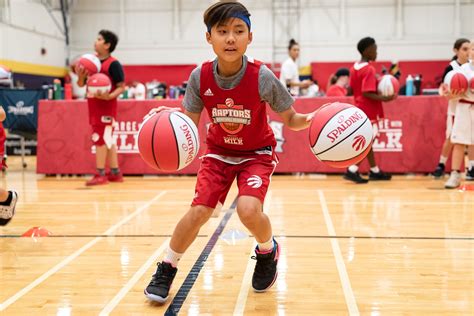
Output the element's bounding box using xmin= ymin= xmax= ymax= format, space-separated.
xmin=318 ymin=190 xmax=360 ymax=316
xmin=1 ymin=234 xmax=472 ymax=240
xmin=99 ymin=238 xmax=170 ymax=316
xmin=0 ymin=191 xmax=167 ymax=312
xmin=17 ymin=200 xmax=188 ymax=205
xmin=164 ymin=197 xmax=238 ymax=316
xmin=233 ymin=191 xmax=273 ymax=316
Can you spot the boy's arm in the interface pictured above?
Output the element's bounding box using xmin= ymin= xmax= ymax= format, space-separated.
xmin=363 ymin=91 xmax=396 ymax=102
xmin=0 ymin=107 xmax=6 ymax=122
xmin=76 ymin=66 xmax=88 ymax=87
xmin=277 ymin=106 xmax=312 ymax=131
xmin=183 ymin=110 xmax=201 ymax=127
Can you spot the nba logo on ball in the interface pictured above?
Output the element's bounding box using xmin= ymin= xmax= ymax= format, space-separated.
xmin=138 ymin=110 xmax=200 ymax=171
xmin=309 ymin=102 xmax=373 ymax=168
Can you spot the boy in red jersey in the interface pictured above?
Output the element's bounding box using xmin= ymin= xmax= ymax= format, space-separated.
xmin=0 ymin=106 xmax=18 ymax=226
xmin=76 ymin=30 xmax=125 ymax=186
xmin=144 ymin=1 xmax=315 ymax=303
xmin=344 ymin=37 xmax=396 ymax=183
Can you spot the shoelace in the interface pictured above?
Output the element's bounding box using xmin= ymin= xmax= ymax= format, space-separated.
xmin=149 ymin=263 xmax=174 ymax=287
xmin=251 ymin=254 xmax=274 ymax=276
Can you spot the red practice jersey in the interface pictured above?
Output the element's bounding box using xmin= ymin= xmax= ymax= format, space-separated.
xmin=199 ymin=59 xmax=276 ymax=156
xmin=88 ymin=56 xmax=118 ymax=126
xmin=350 ymin=61 xmax=383 ymax=121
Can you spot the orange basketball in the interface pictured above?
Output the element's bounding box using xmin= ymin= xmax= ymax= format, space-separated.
xmin=309 ymin=102 xmax=373 ymax=168
xmin=138 ymin=110 xmax=200 ymax=171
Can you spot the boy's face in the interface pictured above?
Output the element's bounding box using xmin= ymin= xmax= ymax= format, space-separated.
xmin=365 ymin=43 xmax=377 ymax=61
xmin=206 ymin=18 xmax=252 ymax=63
xmin=469 ymin=42 xmax=474 ymax=61
xmin=94 ymin=34 xmax=110 ymax=55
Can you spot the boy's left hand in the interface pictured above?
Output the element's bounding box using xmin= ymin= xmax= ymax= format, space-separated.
xmin=305 ymin=110 xmax=318 ymax=122
xmin=94 ymin=90 xmax=111 ymax=100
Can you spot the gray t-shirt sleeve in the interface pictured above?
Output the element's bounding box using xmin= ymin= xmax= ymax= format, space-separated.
xmin=182 ymin=66 xmax=204 ymax=113
xmin=259 ymin=65 xmax=294 ymax=113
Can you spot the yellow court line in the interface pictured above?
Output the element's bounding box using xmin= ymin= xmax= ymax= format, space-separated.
xmin=0 ymin=59 xmax=67 ymax=77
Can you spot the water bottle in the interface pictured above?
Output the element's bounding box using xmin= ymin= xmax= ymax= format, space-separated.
xmin=406 ymin=74 xmax=414 ymax=96
xmin=414 ymin=74 xmax=422 ymax=95
xmin=53 ymin=79 xmax=62 ymax=100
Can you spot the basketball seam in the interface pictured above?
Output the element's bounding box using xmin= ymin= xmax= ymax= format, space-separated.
xmin=321 ymin=139 xmax=373 ymax=163
xmin=174 ymin=113 xmax=199 ymax=160
xmin=310 ymin=105 xmax=349 ymax=148
xmin=150 ymin=113 xmax=162 ymax=170
xmin=315 ymin=117 xmax=369 ymax=156
xmin=169 ymin=113 xmax=180 ymax=170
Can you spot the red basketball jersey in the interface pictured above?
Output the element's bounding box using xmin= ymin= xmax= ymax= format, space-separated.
xmin=350 ymin=61 xmax=383 ymax=121
xmin=200 ymin=59 xmax=276 ymax=156
xmin=88 ymin=56 xmax=118 ymax=125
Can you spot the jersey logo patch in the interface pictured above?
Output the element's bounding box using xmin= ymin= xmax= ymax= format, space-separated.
xmin=204 ymin=88 xmax=214 ymax=96
xmin=247 ymin=175 xmax=263 ymax=189
xmin=211 ymin=98 xmax=251 ymax=134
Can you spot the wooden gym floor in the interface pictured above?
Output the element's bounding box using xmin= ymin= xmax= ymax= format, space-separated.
xmin=0 ymin=157 xmax=472 ymax=315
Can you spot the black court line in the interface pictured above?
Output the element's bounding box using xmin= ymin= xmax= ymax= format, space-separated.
xmin=164 ymin=198 xmax=237 ymax=316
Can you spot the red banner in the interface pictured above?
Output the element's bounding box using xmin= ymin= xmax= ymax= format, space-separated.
xmin=37 ymin=96 xmax=448 ymax=174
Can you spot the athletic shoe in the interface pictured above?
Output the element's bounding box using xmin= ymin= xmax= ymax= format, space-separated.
xmin=369 ymin=170 xmax=392 ymax=181
xmin=465 ymin=167 xmax=474 ymax=181
xmin=343 ymin=170 xmax=369 ymax=184
xmin=252 ymin=238 xmax=280 ymax=292
xmin=107 ymin=172 xmax=124 ymax=183
xmin=0 ymin=191 xmax=18 ymax=226
xmin=432 ymin=163 xmax=445 ymax=178
xmin=445 ymin=171 xmax=461 ymax=189
xmin=86 ymin=174 xmax=108 ymax=186
xmin=144 ymin=262 xmax=177 ymax=303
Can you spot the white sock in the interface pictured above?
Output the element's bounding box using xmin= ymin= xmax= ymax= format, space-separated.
xmin=439 ymin=156 xmax=448 ymax=165
xmin=469 ymin=160 xmax=474 ymax=169
xmin=348 ymin=165 xmax=358 ymax=173
xmin=163 ymin=246 xmax=183 ymax=268
xmin=370 ymin=166 xmax=380 ymax=173
xmin=257 ymin=236 xmax=274 ymax=253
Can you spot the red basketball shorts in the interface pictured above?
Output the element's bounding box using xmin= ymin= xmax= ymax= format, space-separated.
xmin=192 ymin=154 xmax=278 ymax=209
xmin=91 ymin=122 xmax=114 ymax=148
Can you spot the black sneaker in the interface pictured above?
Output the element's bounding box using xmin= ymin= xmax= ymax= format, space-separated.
xmin=369 ymin=170 xmax=392 ymax=180
xmin=466 ymin=167 xmax=474 ymax=181
xmin=0 ymin=191 xmax=18 ymax=226
xmin=252 ymin=239 xmax=280 ymax=292
xmin=432 ymin=163 xmax=445 ymax=178
xmin=343 ymin=170 xmax=369 ymax=184
xmin=144 ymin=262 xmax=177 ymax=303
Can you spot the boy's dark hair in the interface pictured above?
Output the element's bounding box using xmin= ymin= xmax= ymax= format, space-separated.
xmin=203 ymin=1 xmax=251 ymax=32
xmin=288 ymin=39 xmax=298 ymax=51
xmin=99 ymin=29 xmax=119 ymax=53
xmin=357 ymin=37 xmax=375 ymax=55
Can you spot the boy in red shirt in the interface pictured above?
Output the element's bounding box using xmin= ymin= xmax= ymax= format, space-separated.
xmin=77 ymin=30 xmax=125 ymax=186
xmin=0 ymin=106 xmax=18 ymax=226
xmin=144 ymin=1 xmax=316 ymax=303
xmin=345 ymin=37 xmax=396 ymax=183
xmin=326 ymin=68 xmax=350 ymax=97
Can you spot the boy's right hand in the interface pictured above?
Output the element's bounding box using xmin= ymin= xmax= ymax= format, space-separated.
xmin=75 ymin=65 xmax=88 ymax=82
xmin=381 ymin=94 xmax=397 ymax=102
xmin=144 ymin=106 xmax=181 ymax=119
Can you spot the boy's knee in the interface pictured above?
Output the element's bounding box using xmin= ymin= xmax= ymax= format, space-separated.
xmin=190 ymin=205 xmax=214 ymax=224
xmin=237 ymin=203 xmax=260 ymax=225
